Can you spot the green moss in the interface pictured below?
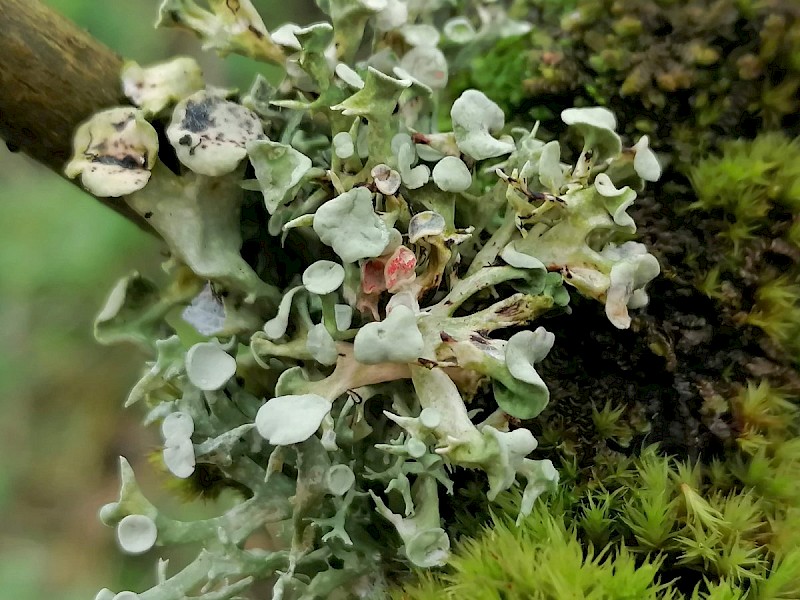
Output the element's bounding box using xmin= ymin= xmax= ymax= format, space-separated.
xmin=393 ymin=498 xmax=673 ymax=600
xmin=729 ymin=381 xmax=797 ymax=452
xmin=394 ymin=377 xmax=800 ymax=598
xmin=689 ymin=134 xmax=800 ymax=226
xmin=687 ymin=134 xmax=800 ymax=362
xmin=744 ymin=279 xmax=800 ymax=366
xmin=591 ymin=400 xmax=641 ymax=448
xmin=458 ymin=35 xmax=531 ymax=114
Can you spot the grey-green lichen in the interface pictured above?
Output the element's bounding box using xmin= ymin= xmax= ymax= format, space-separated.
xmin=68 ymin=1 xmax=664 ymax=599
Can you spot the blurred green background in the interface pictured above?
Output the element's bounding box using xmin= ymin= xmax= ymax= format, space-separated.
xmin=0 ymin=1 xmax=315 ymax=598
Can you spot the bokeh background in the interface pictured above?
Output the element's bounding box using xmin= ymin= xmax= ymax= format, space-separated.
xmin=0 ymin=1 xmax=315 ymax=597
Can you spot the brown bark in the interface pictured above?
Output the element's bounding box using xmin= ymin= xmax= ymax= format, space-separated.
xmin=0 ymin=0 xmax=154 ymax=233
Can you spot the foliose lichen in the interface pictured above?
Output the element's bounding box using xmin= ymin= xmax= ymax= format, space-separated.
xmin=67 ymin=1 xmax=664 ymax=598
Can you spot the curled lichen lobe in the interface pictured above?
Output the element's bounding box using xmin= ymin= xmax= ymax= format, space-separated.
xmin=166 ymin=90 xmax=264 ymax=175
xmin=65 ymin=106 xmax=158 ymax=197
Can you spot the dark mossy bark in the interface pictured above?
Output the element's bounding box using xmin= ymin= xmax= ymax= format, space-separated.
xmin=458 ymin=0 xmax=800 ymax=163
xmin=533 ymin=182 xmax=800 ymax=464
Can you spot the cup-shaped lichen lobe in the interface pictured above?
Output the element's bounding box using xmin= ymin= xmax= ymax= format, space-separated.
xmin=77 ymin=0 xmax=683 ymax=597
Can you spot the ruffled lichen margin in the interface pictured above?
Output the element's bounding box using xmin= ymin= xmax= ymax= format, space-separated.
xmin=69 ymin=1 xmax=671 ymax=599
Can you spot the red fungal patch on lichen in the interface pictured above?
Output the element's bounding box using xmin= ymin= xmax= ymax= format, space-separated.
xmin=411 ymin=132 xmax=430 ymax=144
xmin=359 ymin=246 xmax=417 ymax=308
xmin=384 ymin=246 xmax=417 ymax=292
xmin=361 ymin=259 xmax=387 ymax=295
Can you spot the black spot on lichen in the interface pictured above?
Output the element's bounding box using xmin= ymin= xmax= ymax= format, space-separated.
xmin=188 ymin=139 xmax=203 ymax=156
xmin=248 ymin=25 xmax=265 ymax=39
xmin=92 ymin=154 xmax=142 ymax=169
xmin=144 ymin=211 xmax=153 ymax=219
xmin=181 ymin=98 xmax=217 ymax=133
xmin=111 ymin=115 xmax=134 ymax=131
xmin=178 ymin=134 xmax=193 ymax=146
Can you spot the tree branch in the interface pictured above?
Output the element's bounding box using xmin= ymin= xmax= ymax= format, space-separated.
xmin=0 ymin=0 xmax=155 ymax=233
